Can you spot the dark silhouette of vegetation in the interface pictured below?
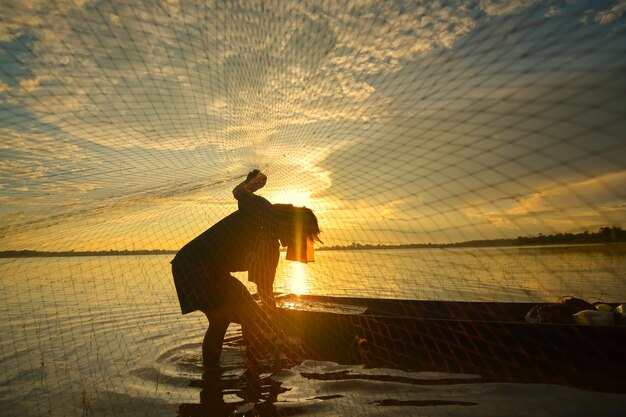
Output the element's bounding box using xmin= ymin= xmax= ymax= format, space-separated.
xmin=514 ymin=226 xmax=626 ymax=246
xmin=1 ymin=226 xmax=623 ymax=258
xmin=0 ymin=249 xmax=176 ymax=258
xmin=319 ymin=226 xmax=626 ymax=251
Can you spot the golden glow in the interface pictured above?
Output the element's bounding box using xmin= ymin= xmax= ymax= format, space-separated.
xmin=285 ymin=261 xmax=310 ymax=295
xmin=271 ymin=190 xmax=312 ymax=207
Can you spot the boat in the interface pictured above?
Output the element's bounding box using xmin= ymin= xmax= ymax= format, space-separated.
xmin=273 ymin=294 xmax=626 ymax=393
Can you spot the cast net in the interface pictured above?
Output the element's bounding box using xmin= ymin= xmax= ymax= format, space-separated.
xmin=1 ymin=1 xmax=625 ymax=416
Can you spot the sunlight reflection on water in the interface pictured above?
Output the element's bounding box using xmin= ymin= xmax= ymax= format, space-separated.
xmin=284 ymin=261 xmax=310 ymax=295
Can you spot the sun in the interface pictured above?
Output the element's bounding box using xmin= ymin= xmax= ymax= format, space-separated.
xmin=270 ymin=190 xmax=312 ymax=207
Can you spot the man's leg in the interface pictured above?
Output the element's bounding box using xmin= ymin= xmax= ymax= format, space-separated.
xmin=202 ymin=307 xmax=230 ymax=368
xmin=200 ymin=276 xmax=269 ymax=368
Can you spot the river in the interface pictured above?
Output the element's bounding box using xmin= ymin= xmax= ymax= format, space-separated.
xmin=1 ymin=245 xmax=625 ymax=416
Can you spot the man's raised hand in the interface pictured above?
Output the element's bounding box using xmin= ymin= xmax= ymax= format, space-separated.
xmin=246 ymin=170 xmax=267 ymax=193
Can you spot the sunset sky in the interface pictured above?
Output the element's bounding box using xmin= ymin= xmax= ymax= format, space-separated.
xmin=1 ymin=0 xmax=625 ymax=251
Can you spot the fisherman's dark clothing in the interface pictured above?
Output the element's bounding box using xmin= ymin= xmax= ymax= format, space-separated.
xmin=171 ymin=191 xmax=279 ymax=315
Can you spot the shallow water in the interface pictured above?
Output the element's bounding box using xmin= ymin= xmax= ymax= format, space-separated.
xmin=1 ymin=245 xmax=625 ymax=416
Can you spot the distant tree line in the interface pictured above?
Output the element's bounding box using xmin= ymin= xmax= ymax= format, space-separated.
xmin=0 ymin=249 xmax=176 ymax=258
xmin=319 ymin=226 xmax=626 ymax=251
xmin=514 ymin=226 xmax=626 ymax=246
xmin=1 ymin=226 xmax=624 ymax=258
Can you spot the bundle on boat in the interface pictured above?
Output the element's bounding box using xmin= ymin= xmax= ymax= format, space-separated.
xmin=524 ymin=297 xmax=625 ymax=326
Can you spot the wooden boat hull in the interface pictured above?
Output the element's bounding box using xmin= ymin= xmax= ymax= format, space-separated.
xmin=275 ymin=294 xmax=626 ymax=392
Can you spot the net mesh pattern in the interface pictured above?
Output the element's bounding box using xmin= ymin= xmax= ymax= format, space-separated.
xmin=1 ymin=1 xmax=625 ymax=416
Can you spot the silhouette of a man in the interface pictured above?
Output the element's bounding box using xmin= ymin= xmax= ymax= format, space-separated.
xmin=171 ymin=170 xmax=320 ymax=368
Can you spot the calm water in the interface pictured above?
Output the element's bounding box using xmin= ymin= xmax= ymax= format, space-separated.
xmin=1 ymin=245 xmax=625 ymax=416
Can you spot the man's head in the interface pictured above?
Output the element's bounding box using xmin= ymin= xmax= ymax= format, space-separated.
xmin=272 ymin=204 xmax=322 ymax=250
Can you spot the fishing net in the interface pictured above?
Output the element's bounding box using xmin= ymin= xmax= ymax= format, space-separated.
xmin=1 ymin=0 xmax=625 ymax=416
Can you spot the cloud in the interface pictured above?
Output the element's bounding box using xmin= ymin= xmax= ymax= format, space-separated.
xmin=327 ymin=1 xmax=477 ymax=74
xmin=465 ymin=170 xmax=626 ymax=233
xmin=2 ymin=0 xmax=625 ymax=250
xmin=0 ymin=128 xmax=94 ymax=194
xmin=3 ymin=1 xmax=229 ymax=150
xmin=544 ymin=6 xmax=561 ymax=18
xmin=0 ymin=0 xmax=91 ymax=42
xmin=479 ymin=0 xmax=535 ymax=16
xmin=595 ymin=0 xmax=626 ymax=24
xmin=18 ymin=77 xmax=40 ymax=92
xmin=39 ymin=182 xmax=100 ymax=193
xmin=2 ymin=0 xmax=481 ymax=154
xmin=512 ymin=171 xmax=626 ymax=215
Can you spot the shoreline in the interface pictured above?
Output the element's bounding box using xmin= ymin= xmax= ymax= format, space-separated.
xmin=2 ymin=242 xmax=625 ymax=259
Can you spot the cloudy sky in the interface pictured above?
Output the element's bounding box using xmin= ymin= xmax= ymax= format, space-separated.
xmin=0 ymin=0 xmax=625 ymax=251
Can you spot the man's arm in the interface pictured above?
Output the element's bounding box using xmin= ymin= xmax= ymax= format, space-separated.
xmin=257 ymin=275 xmax=276 ymax=311
xmin=234 ymin=170 xmax=277 ymax=308
xmin=249 ymin=246 xmax=279 ymax=310
xmin=233 ymin=170 xmax=267 ymax=201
